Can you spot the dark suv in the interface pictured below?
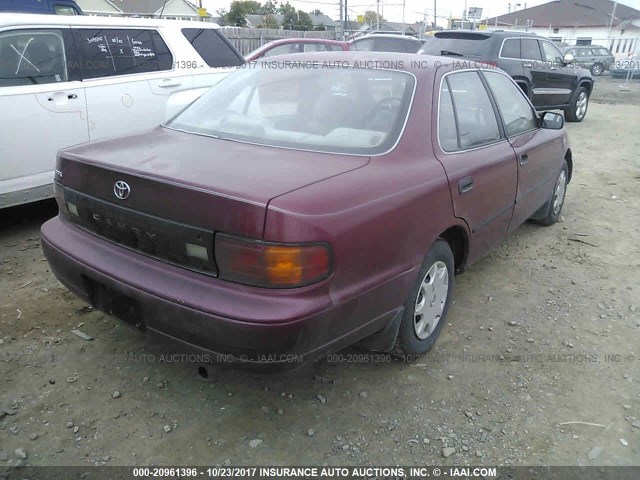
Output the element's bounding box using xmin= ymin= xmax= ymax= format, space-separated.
xmin=419 ymin=30 xmax=594 ymax=122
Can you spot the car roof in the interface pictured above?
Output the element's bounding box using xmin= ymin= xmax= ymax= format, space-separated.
xmin=258 ymin=38 xmax=348 ymax=46
xmin=0 ymin=13 xmax=220 ymax=29
xmin=353 ymin=34 xmax=423 ymax=41
xmin=433 ymin=29 xmax=537 ymax=38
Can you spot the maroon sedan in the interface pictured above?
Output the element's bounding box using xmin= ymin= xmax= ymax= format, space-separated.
xmin=41 ymin=52 xmax=572 ymax=367
xmin=245 ymin=38 xmax=350 ymax=61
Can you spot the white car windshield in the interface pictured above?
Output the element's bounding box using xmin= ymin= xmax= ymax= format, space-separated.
xmin=167 ymin=63 xmax=415 ymax=155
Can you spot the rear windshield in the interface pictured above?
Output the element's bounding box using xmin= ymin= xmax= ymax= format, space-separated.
xmin=167 ymin=64 xmax=415 ymax=155
xmin=420 ymin=33 xmax=490 ymax=58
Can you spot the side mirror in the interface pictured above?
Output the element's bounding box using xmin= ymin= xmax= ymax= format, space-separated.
xmin=563 ymin=53 xmax=574 ymax=64
xmin=540 ymin=111 xmax=564 ymax=130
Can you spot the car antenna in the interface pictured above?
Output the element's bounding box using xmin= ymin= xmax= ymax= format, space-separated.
xmin=159 ymin=0 xmax=169 ymax=18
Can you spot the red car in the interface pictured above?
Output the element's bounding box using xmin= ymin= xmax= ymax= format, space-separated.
xmin=41 ymin=52 xmax=571 ymax=367
xmin=245 ymin=38 xmax=350 ymax=61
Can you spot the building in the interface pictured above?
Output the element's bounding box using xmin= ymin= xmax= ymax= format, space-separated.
xmin=76 ymin=0 xmax=206 ymax=21
xmin=484 ymin=0 xmax=640 ymax=57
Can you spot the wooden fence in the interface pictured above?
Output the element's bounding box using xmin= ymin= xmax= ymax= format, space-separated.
xmin=219 ymin=27 xmax=338 ymax=55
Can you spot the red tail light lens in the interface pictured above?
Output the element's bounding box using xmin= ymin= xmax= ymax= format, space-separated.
xmin=215 ymin=234 xmax=331 ymax=288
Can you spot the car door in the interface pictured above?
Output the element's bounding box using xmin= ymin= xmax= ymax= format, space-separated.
xmin=433 ymin=70 xmax=518 ymax=264
xmin=71 ymin=27 xmax=191 ymax=142
xmin=0 ymin=27 xmax=88 ymax=206
xmin=520 ymin=37 xmax=550 ymax=106
xmin=482 ymin=70 xmax=564 ymax=231
xmin=537 ymin=39 xmax=575 ymax=107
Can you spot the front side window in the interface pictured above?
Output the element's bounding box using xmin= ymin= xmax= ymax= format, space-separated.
xmin=352 ymin=39 xmax=374 ymax=51
xmin=576 ymin=48 xmax=593 ymax=57
xmin=445 ymin=71 xmax=501 ymax=150
xmin=71 ymin=28 xmax=172 ymax=79
xmin=375 ymin=38 xmax=408 ymax=53
xmin=181 ymin=28 xmax=243 ymax=67
xmin=541 ymin=40 xmax=564 ymax=63
xmin=483 ymin=71 xmax=537 ymax=137
xmin=168 ymin=66 xmax=415 ymax=155
xmin=0 ymin=29 xmax=68 ymax=86
xmin=501 ymin=38 xmax=520 ymax=58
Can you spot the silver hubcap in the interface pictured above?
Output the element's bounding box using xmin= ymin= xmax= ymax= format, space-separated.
xmin=414 ymin=261 xmax=449 ymax=340
xmin=552 ymin=170 xmax=567 ymax=215
xmin=576 ymin=92 xmax=588 ymax=118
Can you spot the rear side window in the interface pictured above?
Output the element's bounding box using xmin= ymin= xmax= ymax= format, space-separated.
xmin=181 ymin=28 xmax=243 ymax=67
xmin=55 ymin=6 xmax=78 ymax=15
xmin=501 ymin=38 xmax=520 ymax=58
xmin=521 ymin=39 xmax=542 ymax=60
xmin=594 ymin=48 xmax=611 ymax=56
xmin=438 ymin=81 xmax=458 ymax=152
xmin=72 ymin=29 xmax=172 ymax=79
xmin=440 ymin=71 xmax=501 ymax=151
xmin=0 ymin=29 xmax=68 ymax=86
xmin=421 ymin=32 xmax=489 ymax=58
xmin=374 ymin=38 xmax=407 ymax=53
xmin=263 ymin=43 xmax=301 ymax=57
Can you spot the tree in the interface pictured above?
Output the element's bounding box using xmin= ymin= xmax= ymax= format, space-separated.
xmin=278 ymin=1 xmax=295 ymax=15
xmin=363 ymin=10 xmax=385 ymax=25
xmin=282 ymin=9 xmax=313 ymax=30
xmin=261 ymin=0 xmax=278 ymax=14
xmin=223 ymin=1 xmax=263 ymax=26
xmin=311 ymin=9 xmax=323 ymax=16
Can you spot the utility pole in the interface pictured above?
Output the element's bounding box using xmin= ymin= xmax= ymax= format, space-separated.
xmin=607 ymin=0 xmax=618 ymax=44
xmin=339 ymin=0 xmax=344 ymax=39
xmin=401 ymin=0 xmax=405 ymax=35
xmin=433 ymin=0 xmax=436 ymax=28
xmin=344 ymin=0 xmax=348 ymax=37
xmin=198 ymin=0 xmax=204 ymax=22
xmin=376 ymin=0 xmax=380 ymax=31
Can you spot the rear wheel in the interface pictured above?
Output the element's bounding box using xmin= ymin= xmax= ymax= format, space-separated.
xmin=393 ymin=239 xmax=455 ymax=359
xmin=590 ymin=63 xmax=603 ymax=76
xmin=564 ymin=87 xmax=589 ymax=122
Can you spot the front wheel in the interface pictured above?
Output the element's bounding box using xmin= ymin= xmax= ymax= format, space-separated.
xmin=393 ymin=239 xmax=455 ymax=359
xmin=564 ymin=87 xmax=589 ymax=122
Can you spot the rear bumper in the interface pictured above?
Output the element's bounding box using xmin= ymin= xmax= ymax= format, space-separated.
xmin=41 ymin=217 xmax=410 ymax=366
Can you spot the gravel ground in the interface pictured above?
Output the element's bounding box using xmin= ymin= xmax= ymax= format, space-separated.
xmin=1 ymin=76 xmax=639 ymax=469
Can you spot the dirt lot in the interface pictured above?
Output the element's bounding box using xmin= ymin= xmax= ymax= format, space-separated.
xmin=1 ymin=77 xmax=639 ymax=470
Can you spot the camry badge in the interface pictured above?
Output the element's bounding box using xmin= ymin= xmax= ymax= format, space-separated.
xmin=113 ymin=181 xmax=131 ymax=200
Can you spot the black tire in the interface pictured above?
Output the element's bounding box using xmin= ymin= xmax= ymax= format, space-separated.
xmin=590 ymin=63 xmax=603 ymax=76
xmin=392 ymin=239 xmax=455 ymax=360
xmin=564 ymin=86 xmax=589 ymax=122
xmin=534 ymin=160 xmax=569 ymax=226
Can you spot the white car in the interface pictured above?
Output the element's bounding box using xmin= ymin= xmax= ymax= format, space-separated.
xmin=0 ymin=14 xmax=243 ymax=209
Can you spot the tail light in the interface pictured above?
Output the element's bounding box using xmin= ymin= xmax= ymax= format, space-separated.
xmin=215 ymin=234 xmax=331 ymax=288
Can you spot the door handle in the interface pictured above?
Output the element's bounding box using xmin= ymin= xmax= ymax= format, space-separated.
xmin=519 ymin=154 xmax=529 ymax=166
xmin=159 ymin=81 xmax=182 ymax=88
xmin=458 ymin=176 xmax=474 ymax=194
xmin=48 ymin=93 xmax=78 ymax=101
xmin=522 ymin=61 xmax=533 ymax=68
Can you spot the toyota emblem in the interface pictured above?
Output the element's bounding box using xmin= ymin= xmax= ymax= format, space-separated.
xmin=113 ymin=181 xmax=131 ymax=200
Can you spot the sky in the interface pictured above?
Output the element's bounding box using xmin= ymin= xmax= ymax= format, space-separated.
xmin=203 ymin=0 xmax=640 ymax=26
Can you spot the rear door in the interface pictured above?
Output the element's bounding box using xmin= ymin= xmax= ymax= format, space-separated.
xmin=520 ymin=37 xmax=550 ymax=106
xmin=0 ymin=26 xmax=88 ymax=205
xmin=433 ymin=69 xmax=517 ymax=263
xmin=71 ymin=26 xmax=189 ymax=142
xmin=482 ymin=70 xmax=563 ymax=230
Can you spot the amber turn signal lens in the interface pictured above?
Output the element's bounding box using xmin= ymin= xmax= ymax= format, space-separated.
xmin=215 ymin=235 xmax=331 ymax=288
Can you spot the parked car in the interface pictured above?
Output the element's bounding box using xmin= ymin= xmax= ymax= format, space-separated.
xmin=418 ymin=30 xmax=594 ymax=122
xmin=0 ymin=0 xmax=82 ymax=15
xmin=564 ymin=45 xmax=614 ymax=76
xmin=41 ymin=52 xmax=572 ymax=368
xmin=351 ymin=33 xmax=425 ymax=53
xmin=245 ymin=38 xmax=350 ymax=61
xmin=0 ymin=14 xmax=243 ymax=209
xmin=609 ymin=52 xmax=640 ymax=79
